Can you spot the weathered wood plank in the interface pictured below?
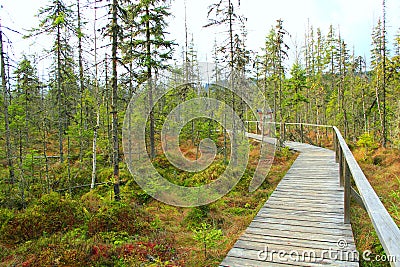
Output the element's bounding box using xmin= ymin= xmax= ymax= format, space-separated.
xmin=251 ymin=217 xmax=350 ymax=230
xmin=240 ymin=232 xmax=356 ymax=251
xmin=248 ymin=221 xmax=354 ymax=236
xmin=245 ymin=227 xmax=354 ymax=244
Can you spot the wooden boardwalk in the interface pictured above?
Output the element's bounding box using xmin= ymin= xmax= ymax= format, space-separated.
xmin=220 ymin=138 xmax=359 ymax=266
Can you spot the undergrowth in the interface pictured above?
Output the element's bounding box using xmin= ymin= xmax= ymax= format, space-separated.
xmin=0 ymin=142 xmax=297 ymax=266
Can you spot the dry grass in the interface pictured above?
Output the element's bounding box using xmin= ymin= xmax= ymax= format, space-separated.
xmin=351 ymin=147 xmax=400 ymax=267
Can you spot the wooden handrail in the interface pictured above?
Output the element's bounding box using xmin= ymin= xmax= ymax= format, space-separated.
xmin=333 ymin=126 xmax=400 ymax=267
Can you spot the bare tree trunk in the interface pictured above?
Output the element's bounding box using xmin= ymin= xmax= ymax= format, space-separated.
xmin=382 ymin=0 xmax=387 ymax=147
xmin=111 ymin=0 xmax=120 ymax=200
xmin=56 ymin=1 xmax=64 ymax=163
xmin=228 ymin=0 xmax=235 ymax=163
xmin=41 ymin=82 xmax=50 ymax=193
xmin=77 ymin=0 xmax=85 ymax=162
xmin=91 ymin=0 xmax=99 ymax=190
xmin=0 ymin=24 xmax=15 ymax=184
xmin=104 ymin=54 xmax=112 ymax=167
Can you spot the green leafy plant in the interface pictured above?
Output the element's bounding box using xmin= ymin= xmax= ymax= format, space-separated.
xmin=357 ymin=133 xmax=379 ymax=161
xmin=192 ymin=222 xmax=223 ymax=259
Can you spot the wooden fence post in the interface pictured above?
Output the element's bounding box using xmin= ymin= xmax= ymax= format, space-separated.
xmin=344 ymin=161 xmax=351 ymax=224
xmin=339 ymin=147 xmax=344 ymax=187
xmin=300 ymin=123 xmax=304 ymax=143
xmin=283 ymin=123 xmax=286 ymax=141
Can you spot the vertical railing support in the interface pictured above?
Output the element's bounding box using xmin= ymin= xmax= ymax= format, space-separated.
xmin=283 ymin=123 xmax=286 ymax=142
xmin=300 ymin=123 xmax=304 ymax=143
xmin=339 ymin=147 xmax=344 ymax=187
xmin=344 ymin=161 xmax=351 ymax=224
xmin=333 ymin=131 xmax=337 ymax=161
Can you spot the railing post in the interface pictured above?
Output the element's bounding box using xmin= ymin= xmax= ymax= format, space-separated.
xmin=339 ymin=147 xmax=344 ymax=187
xmin=344 ymin=161 xmax=351 ymax=224
xmin=333 ymin=130 xmax=339 ymax=163
xmin=300 ymin=123 xmax=304 ymax=143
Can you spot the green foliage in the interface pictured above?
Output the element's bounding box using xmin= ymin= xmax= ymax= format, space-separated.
xmin=0 ymin=208 xmax=14 ymax=226
xmin=357 ymin=133 xmax=379 ymax=149
xmin=99 ymin=231 xmax=131 ymax=246
xmin=192 ymin=222 xmax=223 ymax=259
xmin=277 ymin=146 xmax=291 ymax=160
xmin=184 ymin=206 xmax=210 ymax=228
xmin=87 ymin=202 xmax=150 ymax=236
xmin=357 ymin=133 xmax=379 ymax=162
xmin=224 ymin=206 xmax=252 ymax=216
xmin=0 ymin=192 xmax=84 ymax=244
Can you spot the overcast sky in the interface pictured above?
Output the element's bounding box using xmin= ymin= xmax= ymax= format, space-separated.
xmin=1 ymin=0 xmax=399 ymax=71
xmin=169 ymin=0 xmax=400 ymax=64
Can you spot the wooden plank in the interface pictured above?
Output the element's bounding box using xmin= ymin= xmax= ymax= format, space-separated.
xmin=256 ymin=208 xmax=345 ymax=220
xmin=238 ymin=233 xmax=356 ymax=251
xmin=262 ymin=204 xmax=344 ymax=214
xmin=248 ymin=221 xmax=354 ymax=237
xmin=251 ymin=217 xmax=350 ymax=230
xmin=254 ymin=211 xmax=345 ymax=223
xmin=245 ymin=227 xmax=354 ymax=244
xmin=240 ymin=233 xmax=355 ymax=252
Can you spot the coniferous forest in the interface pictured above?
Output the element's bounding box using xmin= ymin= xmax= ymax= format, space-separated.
xmin=0 ymin=0 xmax=399 ymax=266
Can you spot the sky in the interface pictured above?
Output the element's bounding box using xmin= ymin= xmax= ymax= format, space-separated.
xmin=0 ymin=0 xmax=399 ymax=72
xmin=168 ymin=0 xmax=400 ymax=65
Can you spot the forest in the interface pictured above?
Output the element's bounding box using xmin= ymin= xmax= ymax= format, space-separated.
xmin=0 ymin=0 xmax=399 ymax=266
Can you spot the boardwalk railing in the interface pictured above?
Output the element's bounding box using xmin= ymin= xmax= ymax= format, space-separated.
xmin=332 ymin=126 xmax=400 ymax=267
xmin=245 ymin=121 xmax=400 ymax=266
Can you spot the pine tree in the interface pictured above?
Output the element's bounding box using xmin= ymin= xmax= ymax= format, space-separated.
xmin=27 ymin=0 xmax=76 ymax=163
xmin=127 ymin=0 xmax=175 ymax=160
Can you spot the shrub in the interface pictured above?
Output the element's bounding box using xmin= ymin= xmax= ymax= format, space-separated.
xmin=357 ymin=133 xmax=378 ymax=149
xmin=87 ymin=202 xmax=150 ymax=236
xmin=357 ymin=133 xmax=379 ymax=162
xmin=184 ymin=206 xmax=210 ymax=228
xmin=192 ymin=222 xmax=223 ymax=259
xmin=0 ymin=192 xmax=85 ymax=244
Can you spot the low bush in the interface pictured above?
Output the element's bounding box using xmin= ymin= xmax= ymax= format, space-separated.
xmin=87 ymin=202 xmax=150 ymax=236
xmin=0 ymin=192 xmax=85 ymax=244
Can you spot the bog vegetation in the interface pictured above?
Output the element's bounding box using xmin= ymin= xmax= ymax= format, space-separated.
xmin=0 ymin=0 xmax=399 ymax=266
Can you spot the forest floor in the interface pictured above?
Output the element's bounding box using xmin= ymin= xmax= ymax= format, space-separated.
xmin=0 ymin=140 xmax=398 ymax=267
xmin=0 ymin=141 xmax=297 ymax=267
